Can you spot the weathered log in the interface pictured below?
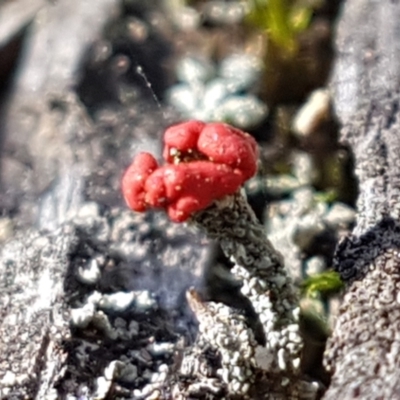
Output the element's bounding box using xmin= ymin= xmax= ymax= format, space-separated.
xmin=0 ymin=2 xmax=211 ymax=399
xmin=323 ymin=0 xmax=400 ymax=398
xmin=0 ymin=227 xmax=75 ymax=399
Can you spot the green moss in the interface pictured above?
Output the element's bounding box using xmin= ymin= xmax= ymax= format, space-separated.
xmin=246 ymin=0 xmax=318 ymax=54
xmin=301 ymin=270 xmax=344 ymax=298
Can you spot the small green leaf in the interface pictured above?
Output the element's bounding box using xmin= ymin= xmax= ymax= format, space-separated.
xmin=301 ymin=270 xmax=344 ymax=298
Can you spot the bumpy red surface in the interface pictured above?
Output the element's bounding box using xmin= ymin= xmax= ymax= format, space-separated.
xmin=122 ymin=120 xmax=258 ymax=222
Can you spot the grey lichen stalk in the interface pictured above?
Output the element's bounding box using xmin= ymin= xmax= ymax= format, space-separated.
xmin=178 ymin=192 xmax=319 ymax=399
xmin=172 ymin=288 xmax=257 ymax=399
xmin=193 ymin=193 xmax=301 ymax=368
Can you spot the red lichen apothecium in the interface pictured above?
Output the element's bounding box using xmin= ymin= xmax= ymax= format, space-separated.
xmin=122 ymin=120 xmax=258 ymax=222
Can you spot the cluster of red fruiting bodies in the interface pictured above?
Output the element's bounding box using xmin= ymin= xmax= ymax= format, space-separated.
xmin=122 ymin=120 xmax=259 ymax=222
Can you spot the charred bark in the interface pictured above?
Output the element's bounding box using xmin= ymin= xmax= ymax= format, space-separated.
xmin=324 ymin=0 xmax=400 ymax=398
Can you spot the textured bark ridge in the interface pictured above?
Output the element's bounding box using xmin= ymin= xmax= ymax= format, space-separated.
xmin=323 ymin=0 xmax=400 ymax=398
xmin=0 ymin=228 xmax=74 ymax=399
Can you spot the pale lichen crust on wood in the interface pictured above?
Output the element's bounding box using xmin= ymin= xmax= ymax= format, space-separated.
xmin=323 ymin=0 xmax=400 ymax=398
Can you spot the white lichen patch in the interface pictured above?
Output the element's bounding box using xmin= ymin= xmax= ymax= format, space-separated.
xmin=98 ymin=291 xmax=136 ymax=312
xmin=147 ymin=342 xmax=175 ymax=356
xmin=1 ymin=370 xmax=16 ymax=386
xmin=167 ymin=53 xmax=268 ymax=130
xmin=77 ymin=259 xmax=101 ymax=285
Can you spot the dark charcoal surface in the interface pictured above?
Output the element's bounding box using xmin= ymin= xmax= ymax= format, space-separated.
xmin=323 ymin=0 xmax=400 ymax=398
